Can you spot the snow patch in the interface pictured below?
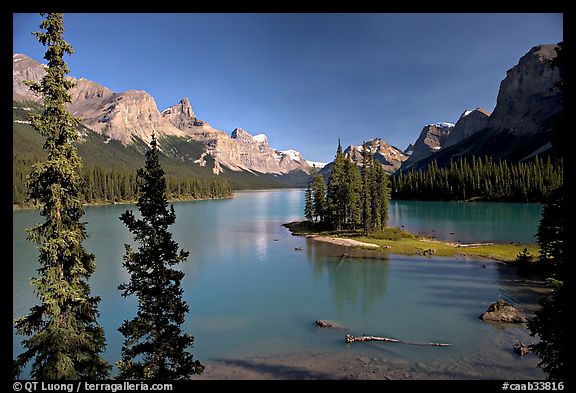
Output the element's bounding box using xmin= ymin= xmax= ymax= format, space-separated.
xmin=428 ymin=122 xmax=455 ymax=129
xmin=432 ymin=146 xmax=441 ymax=150
xmin=306 ymin=160 xmax=327 ymax=168
xmin=13 ymin=58 xmax=22 ymax=63
xmin=13 ymin=120 xmax=31 ymax=124
xmin=462 ymin=110 xmax=472 ymax=117
xmin=280 ymin=149 xmax=303 ymax=161
xmin=253 ymin=133 xmax=268 ymax=143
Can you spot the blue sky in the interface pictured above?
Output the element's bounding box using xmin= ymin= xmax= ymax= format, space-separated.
xmin=13 ymin=13 xmax=563 ymax=163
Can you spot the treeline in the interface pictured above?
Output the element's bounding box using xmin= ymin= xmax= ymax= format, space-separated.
xmin=305 ymin=140 xmax=390 ymax=234
xmin=14 ymin=154 xmax=232 ymax=206
xmin=391 ymin=156 xmax=563 ymax=202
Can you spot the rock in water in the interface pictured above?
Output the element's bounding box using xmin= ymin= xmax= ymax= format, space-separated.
xmin=513 ymin=341 xmax=530 ymax=356
xmin=479 ymin=299 xmax=527 ymax=323
xmin=315 ymin=320 xmax=337 ymax=328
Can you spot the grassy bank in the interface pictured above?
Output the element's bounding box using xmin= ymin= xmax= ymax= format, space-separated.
xmin=283 ymin=221 xmax=539 ymax=262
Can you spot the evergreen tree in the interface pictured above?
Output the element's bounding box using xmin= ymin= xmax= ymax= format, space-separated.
xmin=361 ymin=142 xmax=373 ymax=235
xmin=117 ymin=135 xmax=204 ymax=379
xmin=311 ymin=168 xmax=326 ymax=222
xmin=14 ymin=13 xmax=110 ymax=379
xmin=528 ymin=185 xmax=566 ymax=379
xmin=304 ymin=181 xmax=313 ymax=221
xmin=372 ymin=160 xmax=390 ymax=231
xmin=326 ymin=140 xmax=347 ymax=230
xmin=344 ymin=158 xmax=362 ymax=229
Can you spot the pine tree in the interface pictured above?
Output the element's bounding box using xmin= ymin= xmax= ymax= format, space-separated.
xmin=311 ymin=169 xmax=326 ymax=222
xmin=344 ymin=158 xmax=362 ymax=228
xmin=326 ymin=140 xmax=347 ymax=231
xmin=528 ymin=185 xmax=566 ymax=380
xmin=13 ymin=13 xmax=110 ymax=380
xmin=361 ymin=142 xmax=373 ymax=235
xmin=304 ymin=181 xmax=313 ymax=221
xmin=117 ymin=135 xmax=203 ymax=380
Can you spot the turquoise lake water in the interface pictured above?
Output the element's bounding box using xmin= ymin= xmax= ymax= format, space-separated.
xmin=13 ymin=190 xmax=547 ymax=378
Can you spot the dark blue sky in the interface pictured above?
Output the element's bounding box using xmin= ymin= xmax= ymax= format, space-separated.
xmin=13 ymin=13 xmax=563 ymax=163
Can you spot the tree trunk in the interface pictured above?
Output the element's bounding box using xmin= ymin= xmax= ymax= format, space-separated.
xmin=345 ymin=334 xmax=451 ymax=347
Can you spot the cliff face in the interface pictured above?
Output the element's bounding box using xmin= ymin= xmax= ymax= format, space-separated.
xmin=443 ymin=108 xmax=491 ymax=149
xmin=488 ymin=44 xmax=561 ymax=136
xmin=404 ymin=44 xmax=562 ymax=171
xmin=400 ymin=123 xmax=454 ymax=170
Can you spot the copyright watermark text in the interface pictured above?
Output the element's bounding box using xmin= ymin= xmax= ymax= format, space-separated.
xmin=502 ymin=382 xmax=564 ymax=391
xmin=13 ymin=382 xmax=173 ymax=393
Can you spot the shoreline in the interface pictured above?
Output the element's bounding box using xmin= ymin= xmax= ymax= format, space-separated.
xmin=12 ymin=194 xmax=233 ymax=211
xmin=190 ymin=349 xmax=543 ymax=380
xmin=284 ymin=221 xmax=538 ymax=263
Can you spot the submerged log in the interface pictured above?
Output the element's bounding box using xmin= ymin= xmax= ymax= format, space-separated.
xmin=345 ymin=334 xmax=451 ymax=347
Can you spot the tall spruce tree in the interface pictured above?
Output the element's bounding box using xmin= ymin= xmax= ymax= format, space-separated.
xmin=14 ymin=13 xmax=110 ymax=379
xmin=527 ymin=185 xmax=566 ymax=380
xmin=326 ymin=140 xmax=347 ymax=230
xmin=311 ymin=169 xmax=326 ymax=222
xmin=117 ymin=135 xmax=203 ymax=380
xmin=344 ymin=158 xmax=362 ymax=229
xmin=304 ymin=181 xmax=313 ymax=221
xmin=361 ymin=142 xmax=373 ymax=235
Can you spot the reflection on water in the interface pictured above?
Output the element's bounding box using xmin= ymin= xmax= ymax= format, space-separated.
xmin=306 ymin=239 xmax=389 ymax=316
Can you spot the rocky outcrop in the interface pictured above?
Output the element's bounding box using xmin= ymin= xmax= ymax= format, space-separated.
xmin=479 ymin=300 xmax=527 ymax=323
xmin=13 ymin=53 xmax=46 ymax=103
xmin=489 ymin=44 xmax=561 ymax=136
xmin=344 ymin=138 xmax=408 ymax=173
xmin=443 ymin=108 xmax=491 ymax=149
xmin=400 ymin=123 xmax=454 ymax=171
xmin=161 ymin=97 xmax=198 ymax=129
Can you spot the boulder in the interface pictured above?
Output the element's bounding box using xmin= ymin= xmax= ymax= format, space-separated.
xmin=479 ymin=299 xmax=527 ymax=323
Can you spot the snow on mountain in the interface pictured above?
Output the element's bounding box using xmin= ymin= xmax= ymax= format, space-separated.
xmin=306 ymin=160 xmax=327 ymax=169
xmin=428 ymin=122 xmax=455 ymax=128
xmin=253 ymin=133 xmax=268 ymax=143
xmin=280 ymin=149 xmax=304 ymax=161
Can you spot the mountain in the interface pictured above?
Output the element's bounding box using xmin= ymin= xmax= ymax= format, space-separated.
xmin=319 ymin=138 xmax=408 ymax=179
xmin=399 ymin=122 xmax=454 ymax=171
xmin=443 ymin=108 xmax=491 ymax=149
xmin=13 ymin=53 xmax=314 ymax=184
xmin=401 ymin=44 xmax=562 ymax=171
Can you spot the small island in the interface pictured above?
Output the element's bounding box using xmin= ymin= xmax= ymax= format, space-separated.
xmin=283 ymin=221 xmax=538 ymax=262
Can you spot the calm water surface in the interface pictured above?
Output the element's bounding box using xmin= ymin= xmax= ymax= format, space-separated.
xmin=13 ymin=191 xmax=546 ymax=378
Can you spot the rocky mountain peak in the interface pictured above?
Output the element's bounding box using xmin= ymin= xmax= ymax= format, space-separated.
xmin=161 ymin=97 xmax=199 ymax=130
xmin=488 ymin=43 xmax=561 ymax=136
xmin=443 ymin=108 xmax=491 ymax=149
xmin=399 ymin=122 xmax=454 ymax=171
xmin=342 ymin=138 xmax=408 ymax=173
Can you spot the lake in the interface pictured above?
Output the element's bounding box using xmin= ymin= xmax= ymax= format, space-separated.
xmin=13 ymin=190 xmax=547 ymax=379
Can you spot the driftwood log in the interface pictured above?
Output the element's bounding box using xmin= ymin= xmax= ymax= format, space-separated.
xmin=345 ymin=334 xmax=451 ymax=347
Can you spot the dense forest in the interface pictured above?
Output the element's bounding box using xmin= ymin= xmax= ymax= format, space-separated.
xmin=305 ymin=140 xmax=390 ymax=234
xmin=390 ymin=156 xmax=562 ymax=202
